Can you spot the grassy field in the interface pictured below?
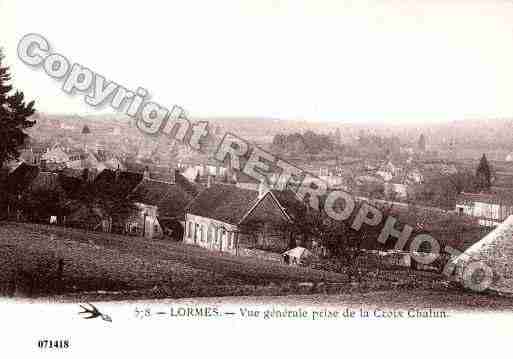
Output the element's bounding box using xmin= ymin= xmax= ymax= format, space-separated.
xmin=0 ymin=222 xmax=349 ymax=300
xmin=2 ymin=221 xmax=513 ymax=310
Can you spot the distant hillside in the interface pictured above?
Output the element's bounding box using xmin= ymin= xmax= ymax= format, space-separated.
xmin=27 ymin=112 xmax=513 ymax=160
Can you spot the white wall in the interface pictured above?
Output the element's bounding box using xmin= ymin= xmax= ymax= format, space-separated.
xmin=184 ymin=214 xmax=238 ymax=254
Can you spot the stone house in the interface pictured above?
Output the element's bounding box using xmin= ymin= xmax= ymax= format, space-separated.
xmin=184 ymin=181 xmax=306 ymax=255
xmin=456 ymin=192 xmax=513 ymax=227
xmin=126 ymin=168 xmax=197 ymax=239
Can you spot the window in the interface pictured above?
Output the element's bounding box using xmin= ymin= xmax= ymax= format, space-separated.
xmin=208 ymin=225 xmax=213 ymax=243
xmin=194 ymin=223 xmax=199 ymax=241
xmin=128 ymin=222 xmax=139 ymax=234
xmin=222 ymin=230 xmax=226 ymax=249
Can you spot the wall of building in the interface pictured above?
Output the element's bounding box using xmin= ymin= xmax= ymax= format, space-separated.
xmin=240 ymin=193 xmax=290 ymax=252
xmin=125 ymin=203 xmax=163 ymax=239
xmin=184 ymin=214 xmax=238 ymax=255
xmin=42 ymin=147 xmax=68 ymax=163
xmin=456 ymin=201 xmax=513 ymax=227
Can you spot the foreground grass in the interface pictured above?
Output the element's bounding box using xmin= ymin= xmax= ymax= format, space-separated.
xmin=2 ymin=221 xmax=512 ymax=310
xmin=0 ymin=222 xmax=348 ymax=299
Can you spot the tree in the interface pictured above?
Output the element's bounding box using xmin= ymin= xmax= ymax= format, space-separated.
xmin=0 ymin=50 xmax=36 ymax=167
xmin=20 ymin=188 xmax=68 ymax=223
xmin=100 ymin=183 xmax=139 ymax=230
xmin=81 ymin=125 xmax=91 ymax=134
xmin=475 ymin=154 xmax=492 ymax=192
xmin=275 ymin=196 xmax=376 ymax=282
xmin=75 ymin=178 xmax=139 ymax=232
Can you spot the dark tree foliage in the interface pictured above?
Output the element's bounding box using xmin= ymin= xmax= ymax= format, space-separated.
xmin=0 ymin=50 xmax=36 ymax=167
xmin=272 ymin=131 xmax=333 ymax=155
xmin=475 ymin=153 xmax=492 ymax=192
xmin=358 ymin=133 xmax=401 ymax=158
xmin=412 ymin=171 xmax=478 ymax=209
xmin=85 ymin=180 xmax=139 ymax=226
xmin=20 ymin=188 xmax=68 ymax=222
xmin=262 ymin=196 xmax=384 ymax=281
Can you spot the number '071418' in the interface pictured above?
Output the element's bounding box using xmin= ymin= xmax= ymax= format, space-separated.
xmin=37 ymin=339 xmax=69 ymax=349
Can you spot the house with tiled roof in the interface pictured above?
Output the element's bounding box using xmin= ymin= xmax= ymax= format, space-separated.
xmin=126 ymin=168 xmax=198 ymax=239
xmin=20 ymin=143 xmax=48 ymax=166
xmin=94 ymin=168 xmax=144 ymax=197
xmin=455 ymin=191 xmax=513 ymax=227
xmin=184 ymin=180 xmax=306 ymax=255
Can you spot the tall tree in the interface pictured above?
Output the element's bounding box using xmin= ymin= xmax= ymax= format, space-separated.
xmin=476 ymin=153 xmax=492 ymax=192
xmin=81 ymin=125 xmax=91 ymax=134
xmin=0 ymin=49 xmax=36 ymax=167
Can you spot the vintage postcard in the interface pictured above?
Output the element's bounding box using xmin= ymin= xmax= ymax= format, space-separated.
xmin=1 ymin=0 xmax=512 ymax=357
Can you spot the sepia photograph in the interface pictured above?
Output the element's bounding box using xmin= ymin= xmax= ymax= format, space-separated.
xmin=1 ymin=0 xmax=512 ymax=357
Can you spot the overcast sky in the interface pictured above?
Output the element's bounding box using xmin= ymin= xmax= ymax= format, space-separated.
xmin=2 ymin=0 xmax=513 ymax=124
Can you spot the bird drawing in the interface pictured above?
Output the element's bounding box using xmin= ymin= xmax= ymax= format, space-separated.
xmin=79 ymin=303 xmax=112 ymax=322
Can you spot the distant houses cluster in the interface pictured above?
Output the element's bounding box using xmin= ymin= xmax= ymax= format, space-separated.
xmin=6 ymin=122 xmax=513 ymax=268
xmin=0 ymin=149 xmax=318 ymax=264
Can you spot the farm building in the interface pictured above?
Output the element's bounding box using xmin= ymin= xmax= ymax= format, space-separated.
xmin=128 ymin=168 xmax=197 ymax=240
xmin=282 ymin=246 xmax=316 ymax=266
xmin=184 ymin=180 xmax=306 ymax=255
xmin=455 ymin=192 xmax=513 ymax=227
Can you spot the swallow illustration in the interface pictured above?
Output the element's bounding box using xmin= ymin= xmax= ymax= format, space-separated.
xmin=79 ymin=303 xmax=112 ymax=322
